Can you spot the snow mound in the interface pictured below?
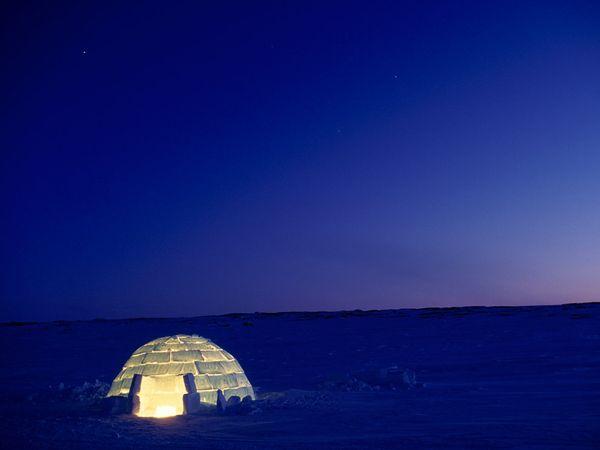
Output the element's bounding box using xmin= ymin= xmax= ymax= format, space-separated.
xmin=256 ymin=390 xmax=335 ymax=411
xmin=28 ymin=380 xmax=110 ymax=405
xmin=319 ymin=367 xmax=423 ymax=392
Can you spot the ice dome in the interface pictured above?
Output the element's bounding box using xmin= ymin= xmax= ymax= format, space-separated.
xmin=106 ymin=334 xmax=254 ymax=417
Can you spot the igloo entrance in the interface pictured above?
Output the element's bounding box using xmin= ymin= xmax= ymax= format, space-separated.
xmin=136 ymin=375 xmax=187 ymax=418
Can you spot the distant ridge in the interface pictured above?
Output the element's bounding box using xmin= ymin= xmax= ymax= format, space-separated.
xmin=2 ymin=301 xmax=598 ymax=327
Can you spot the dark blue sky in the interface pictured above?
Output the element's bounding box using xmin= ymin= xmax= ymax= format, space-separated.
xmin=2 ymin=1 xmax=600 ymax=321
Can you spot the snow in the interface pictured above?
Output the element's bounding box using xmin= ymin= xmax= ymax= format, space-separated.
xmin=1 ymin=303 xmax=599 ymax=448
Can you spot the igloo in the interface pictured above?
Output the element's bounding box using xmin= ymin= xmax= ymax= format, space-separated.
xmin=106 ymin=334 xmax=255 ymax=417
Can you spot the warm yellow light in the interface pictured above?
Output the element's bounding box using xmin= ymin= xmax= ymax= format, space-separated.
xmin=154 ymin=405 xmax=177 ymax=418
xmin=135 ymin=376 xmax=185 ymax=418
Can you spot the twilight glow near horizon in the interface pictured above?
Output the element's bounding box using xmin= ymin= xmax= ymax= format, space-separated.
xmin=2 ymin=1 xmax=600 ymax=321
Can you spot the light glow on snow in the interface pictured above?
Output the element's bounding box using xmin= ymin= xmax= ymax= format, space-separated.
xmin=153 ymin=405 xmax=177 ymax=418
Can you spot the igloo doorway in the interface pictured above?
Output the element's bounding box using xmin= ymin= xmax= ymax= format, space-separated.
xmin=135 ymin=375 xmax=187 ymax=418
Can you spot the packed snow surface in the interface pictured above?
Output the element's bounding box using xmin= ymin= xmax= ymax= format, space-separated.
xmin=1 ymin=303 xmax=599 ymax=448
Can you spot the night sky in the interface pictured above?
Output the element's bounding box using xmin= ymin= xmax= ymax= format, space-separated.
xmin=2 ymin=1 xmax=600 ymax=321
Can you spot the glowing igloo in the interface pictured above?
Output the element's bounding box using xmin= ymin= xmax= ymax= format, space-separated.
xmin=106 ymin=334 xmax=255 ymax=417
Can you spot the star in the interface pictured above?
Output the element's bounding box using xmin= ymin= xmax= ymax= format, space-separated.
xmin=82 ymin=49 xmax=87 ymax=55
